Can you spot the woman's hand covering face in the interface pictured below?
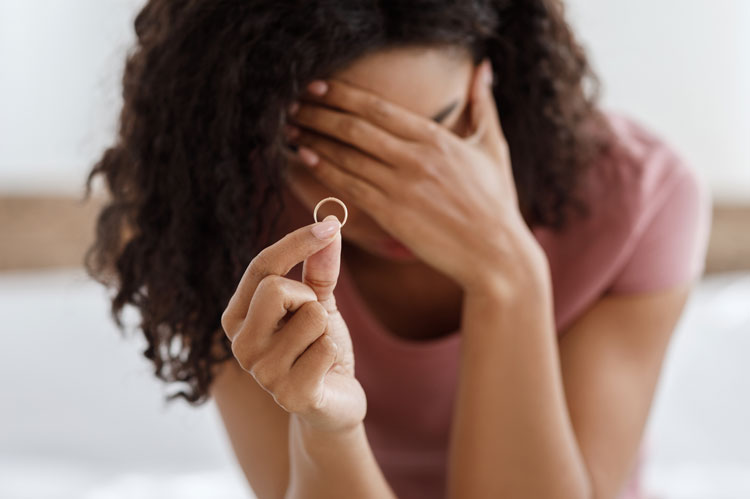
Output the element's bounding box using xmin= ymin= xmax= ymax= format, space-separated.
xmin=285 ymin=59 xmax=549 ymax=293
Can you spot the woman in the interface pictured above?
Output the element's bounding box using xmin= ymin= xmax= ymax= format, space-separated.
xmin=83 ymin=1 xmax=712 ymax=498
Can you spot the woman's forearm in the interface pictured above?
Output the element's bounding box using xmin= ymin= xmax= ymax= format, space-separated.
xmin=447 ymin=274 xmax=592 ymax=499
xmin=285 ymin=414 xmax=397 ymax=499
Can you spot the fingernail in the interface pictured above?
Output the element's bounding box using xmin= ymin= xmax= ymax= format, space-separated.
xmin=298 ymin=146 xmax=318 ymax=166
xmin=307 ymin=80 xmax=328 ymax=96
xmin=312 ymin=215 xmax=340 ymax=239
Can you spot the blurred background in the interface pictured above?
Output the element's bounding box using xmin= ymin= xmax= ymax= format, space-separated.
xmin=1 ymin=1 xmax=748 ymax=498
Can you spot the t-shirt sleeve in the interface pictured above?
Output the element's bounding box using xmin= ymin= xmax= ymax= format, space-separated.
xmin=607 ymin=162 xmax=713 ymax=294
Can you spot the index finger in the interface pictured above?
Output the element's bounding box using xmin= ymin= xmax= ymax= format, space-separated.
xmin=221 ymin=218 xmax=341 ymax=327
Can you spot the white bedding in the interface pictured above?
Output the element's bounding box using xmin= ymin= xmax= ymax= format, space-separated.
xmin=1 ymin=268 xmax=749 ymax=499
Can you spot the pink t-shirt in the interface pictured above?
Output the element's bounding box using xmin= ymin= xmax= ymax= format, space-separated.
xmin=291 ymin=111 xmax=712 ymax=498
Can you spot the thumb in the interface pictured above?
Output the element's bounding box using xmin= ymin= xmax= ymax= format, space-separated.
xmin=302 ymin=214 xmax=341 ymax=311
xmin=467 ymin=58 xmax=504 ymax=156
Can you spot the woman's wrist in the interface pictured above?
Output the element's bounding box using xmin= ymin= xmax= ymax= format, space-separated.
xmin=294 ymin=413 xmax=365 ymax=455
xmin=288 ymin=414 xmax=397 ymax=498
xmin=462 ymin=220 xmax=552 ymax=301
xmin=466 ymin=253 xmax=551 ymax=307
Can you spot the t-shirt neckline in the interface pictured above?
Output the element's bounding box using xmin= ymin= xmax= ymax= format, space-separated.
xmin=337 ymin=256 xmax=463 ymax=352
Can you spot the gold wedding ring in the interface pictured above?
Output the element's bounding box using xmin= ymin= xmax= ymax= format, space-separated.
xmin=313 ymin=197 xmax=348 ymax=228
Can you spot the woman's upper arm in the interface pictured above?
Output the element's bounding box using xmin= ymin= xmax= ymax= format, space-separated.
xmin=211 ymin=357 xmax=290 ymax=499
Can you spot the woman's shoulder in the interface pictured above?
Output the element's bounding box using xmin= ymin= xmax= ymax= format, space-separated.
xmin=559 ymin=109 xmax=709 ymax=241
xmin=588 ymin=109 xmax=713 ymax=294
xmin=583 ymin=110 xmax=701 ymax=207
xmin=535 ymin=109 xmax=712 ymax=328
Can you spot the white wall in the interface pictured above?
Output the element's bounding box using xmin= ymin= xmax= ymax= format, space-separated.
xmin=0 ymin=0 xmax=140 ymax=194
xmin=1 ymin=0 xmax=748 ymax=201
xmin=566 ymin=0 xmax=750 ymax=203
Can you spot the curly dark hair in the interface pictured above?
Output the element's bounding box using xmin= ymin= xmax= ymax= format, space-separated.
xmin=82 ymin=0 xmax=622 ymax=405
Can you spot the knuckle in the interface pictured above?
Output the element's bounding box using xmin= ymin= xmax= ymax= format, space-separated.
xmin=250 ymin=249 xmax=268 ymax=267
xmin=301 ymin=274 xmax=336 ymax=290
xmin=231 ymin=330 xmax=261 ymax=371
xmin=256 ymin=274 xmax=284 ymax=301
xmin=422 ymin=122 xmax=442 ymax=144
xmin=400 ymin=148 xmax=422 ymax=172
xmin=273 ymin=380 xmax=302 ymax=413
xmin=416 ymin=121 xmax=441 ymax=146
xmin=368 ymin=96 xmax=392 ymax=120
xmin=337 ymin=116 xmax=363 ymax=142
xmin=334 ymin=116 xmax=352 ymax=137
xmin=230 ymin=336 xmax=248 ymax=369
xmin=220 ymin=308 xmax=232 ymax=334
xmin=431 ymin=132 xmax=453 ymax=155
xmin=300 ymin=300 xmax=328 ymax=330
xmin=413 ymin=148 xmax=443 ymax=179
xmin=250 ymin=357 xmax=278 ymax=392
xmin=248 ymin=251 xmax=270 ymax=280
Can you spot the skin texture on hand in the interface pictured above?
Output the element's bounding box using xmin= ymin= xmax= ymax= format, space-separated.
xmin=221 ymin=215 xmax=366 ymax=434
